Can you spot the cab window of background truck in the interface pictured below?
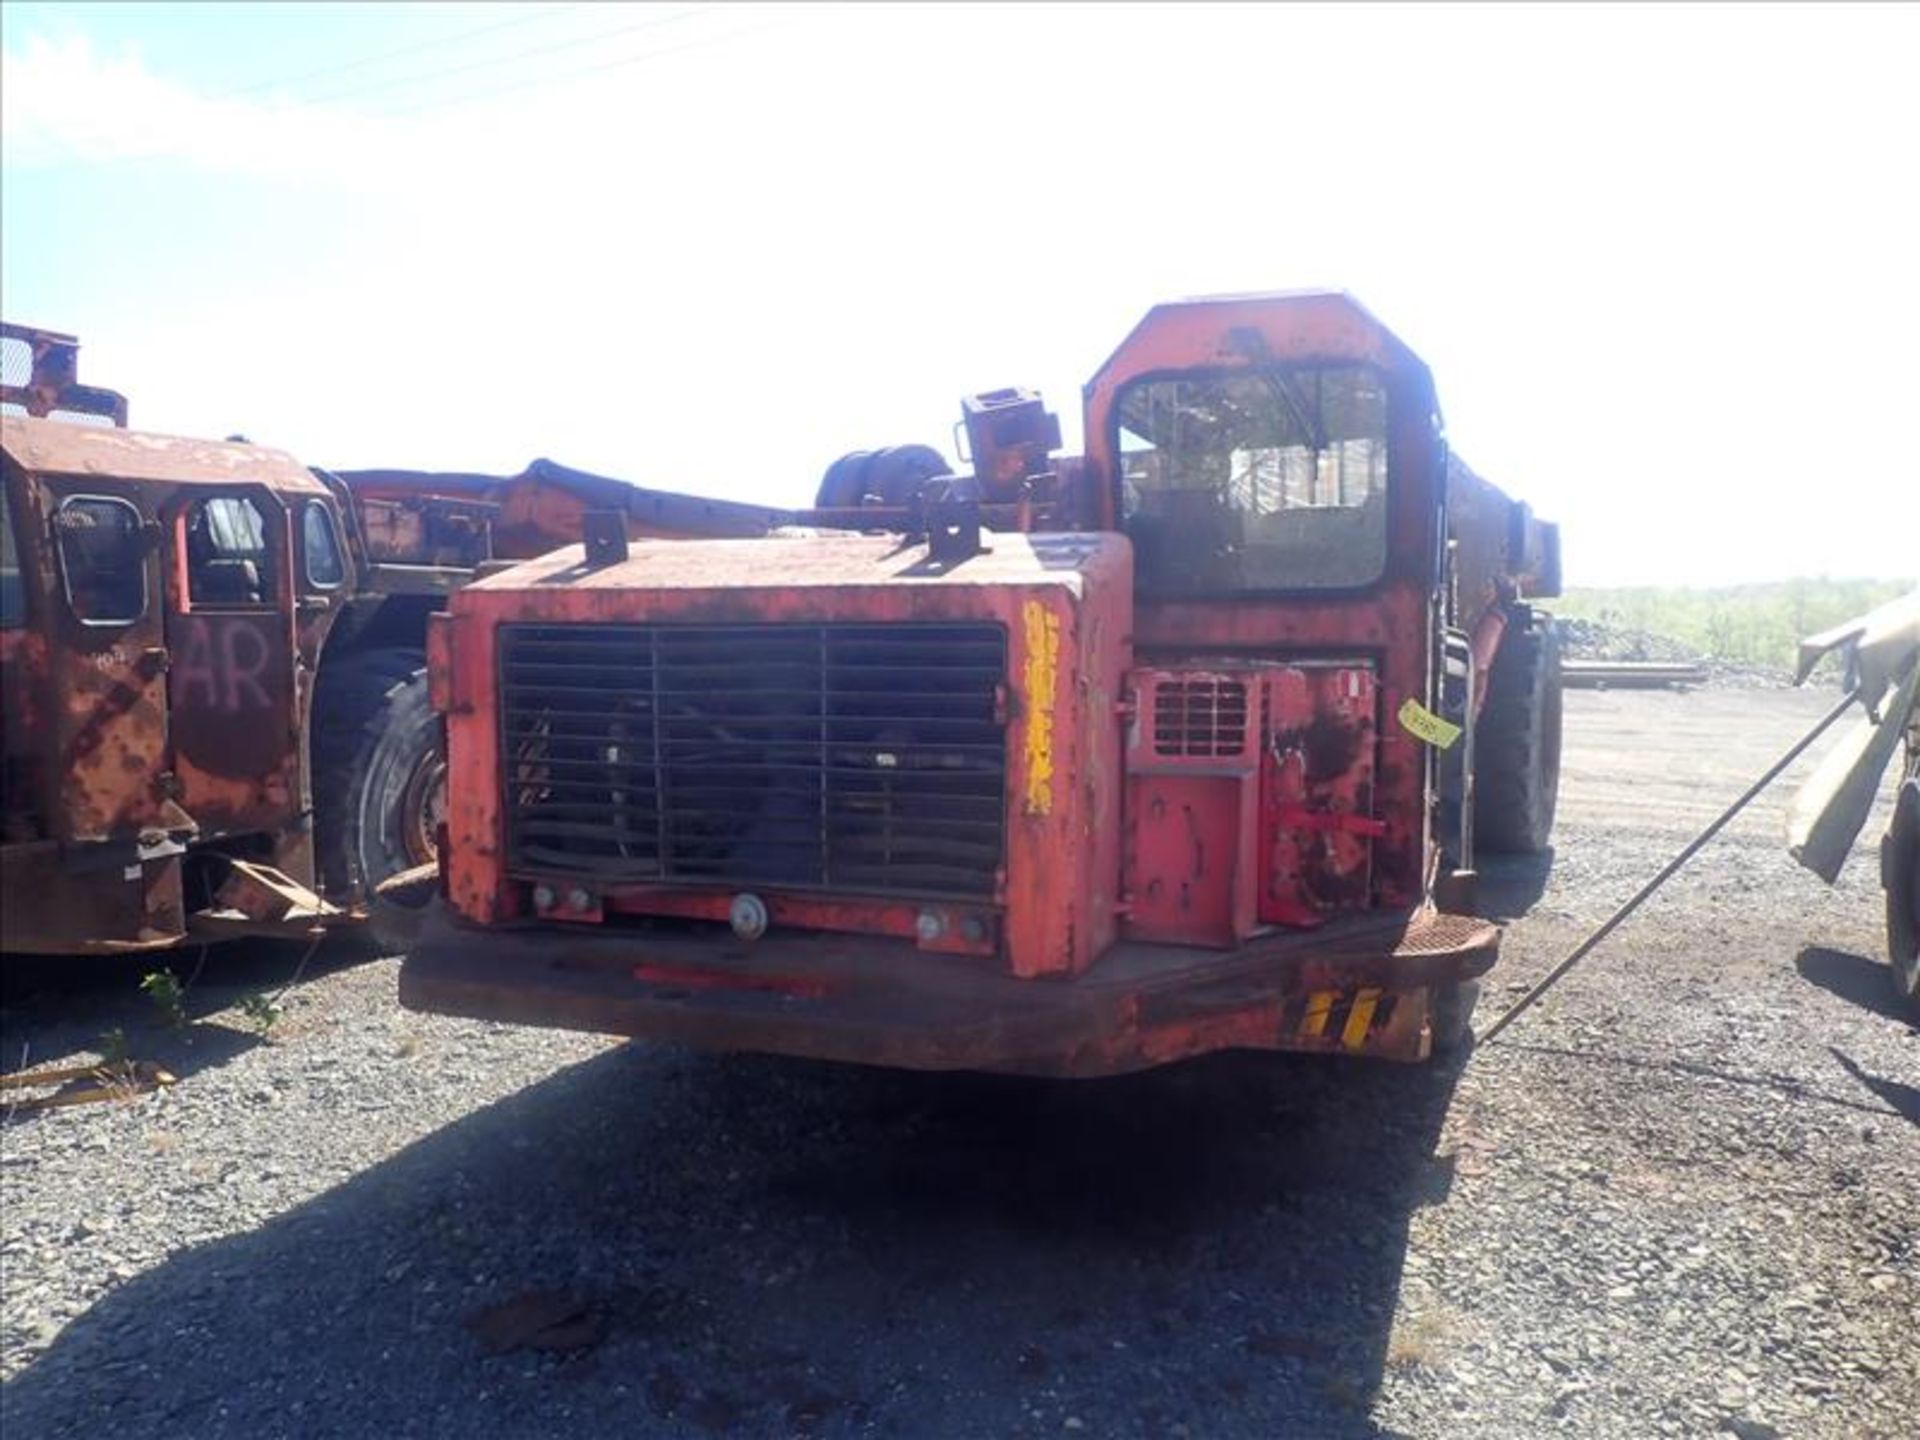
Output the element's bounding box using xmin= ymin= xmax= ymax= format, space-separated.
xmin=1117 ymin=364 xmax=1389 ymax=593
xmin=299 ymin=500 xmax=345 ymax=590
xmin=184 ymin=494 xmax=277 ymax=607
xmin=54 ymin=495 xmax=146 ymax=626
xmin=0 ymin=486 xmax=23 ymax=627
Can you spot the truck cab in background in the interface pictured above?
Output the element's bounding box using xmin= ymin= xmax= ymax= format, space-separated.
xmin=0 ymin=322 xmax=791 ymax=955
xmin=1 ymin=399 xmax=354 ymax=952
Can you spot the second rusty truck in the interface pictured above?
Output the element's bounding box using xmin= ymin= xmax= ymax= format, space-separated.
xmin=0 ymin=323 xmax=787 ymax=955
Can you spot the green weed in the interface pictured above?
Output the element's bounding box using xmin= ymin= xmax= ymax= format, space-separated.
xmin=138 ymin=969 xmax=186 ymax=1028
xmin=97 ymin=1026 xmax=129 ymax=1065
xmin=238 ymin=992 xmax=283 ymax=1035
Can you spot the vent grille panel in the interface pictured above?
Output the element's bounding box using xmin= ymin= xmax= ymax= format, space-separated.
xmin=1152 ymin=678 xmax=1249 ymax=757
xmin=501 ymin=622 xmax=1007 ymax=899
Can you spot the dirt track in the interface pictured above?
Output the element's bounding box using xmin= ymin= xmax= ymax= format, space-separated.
xmin=2 ymin=685 xmax=1914 ymax=1438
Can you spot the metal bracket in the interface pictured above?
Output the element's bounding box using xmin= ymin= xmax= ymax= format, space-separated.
xmin=924 ymin=498 xmax=984 ymax=565
xmin=581 ymin=510 xmax=629 ymax=569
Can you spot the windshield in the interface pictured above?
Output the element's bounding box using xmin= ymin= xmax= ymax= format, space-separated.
xmin=1117 ymin=364 xmax=1390 ymax=593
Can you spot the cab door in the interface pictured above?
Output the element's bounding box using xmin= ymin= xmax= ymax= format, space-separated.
xmin=41 ymin=484 xmax=182 ymax=843
xmin=162 ymin=487 xmax=302 ymax=840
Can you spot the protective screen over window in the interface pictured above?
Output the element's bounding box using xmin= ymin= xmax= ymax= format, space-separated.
xmin=1 ymin=491 xmax=24 ymax=628
xmin=186 ymin=495 xmax=277 ymax=607
xmin=56 ymin=496 xmax=146 ymax=625
xmin=1117 ymin=365 xmax=1390 ymax=593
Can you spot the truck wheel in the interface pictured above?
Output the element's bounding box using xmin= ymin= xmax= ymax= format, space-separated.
xmin=312 ymin=648 xmax=444 ymax=954
xmin=1475 ymin=611 xmax=1564 ymax=854
xmin=1887 ymin=778 xmax=1920 ymax=1011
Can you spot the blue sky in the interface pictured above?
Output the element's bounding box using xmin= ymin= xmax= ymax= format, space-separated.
xmin=4 ymin=1 xmax=1916 ymax=586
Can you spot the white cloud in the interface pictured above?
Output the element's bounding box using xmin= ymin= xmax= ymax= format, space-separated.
xmin=0 ymin=32 xmax=408 ymax=189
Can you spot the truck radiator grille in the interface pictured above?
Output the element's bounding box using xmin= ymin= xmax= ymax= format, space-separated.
xmin=500 ymin=622 xmax=1007 ymax=899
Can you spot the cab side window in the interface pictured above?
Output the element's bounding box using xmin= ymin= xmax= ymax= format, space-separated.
xmin=55 ymin=496 xmax=147 ymax=626
xmin=186 ymin=495 xmax=277 ymax=607
xmin=300 ymin=501 xmax=345 ymax=590
xmin=1 ymin=490 xmax=25 ymax=628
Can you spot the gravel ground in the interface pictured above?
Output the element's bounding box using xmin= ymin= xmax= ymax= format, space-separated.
xmin=2 ymin=684 xmax=1914 ymax=1439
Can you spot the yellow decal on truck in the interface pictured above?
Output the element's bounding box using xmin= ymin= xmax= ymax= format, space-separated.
xmin=1021 ymin=600 xmax=1060 ymax=815
xmin=1397 ymin=697 xmax=1462 ymax=750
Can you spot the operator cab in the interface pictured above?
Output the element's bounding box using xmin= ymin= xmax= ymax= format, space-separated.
xmin=0 ymin=403 xmax=354 ymax=950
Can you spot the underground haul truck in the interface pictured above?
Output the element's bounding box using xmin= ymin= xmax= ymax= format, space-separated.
xmin=396 ymin=292 xmax=1564 ymax=1074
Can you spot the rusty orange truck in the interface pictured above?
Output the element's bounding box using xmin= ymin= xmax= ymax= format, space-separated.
xmin=398 ymin=292 xmax=1563 ymax=1071
xmin=0 ymin=322 xmax=788 ymax=954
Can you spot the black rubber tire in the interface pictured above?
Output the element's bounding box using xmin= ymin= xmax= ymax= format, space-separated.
xmin=1430 ymin=979 xmax=1481 ymax=1059
xmin=815 ymin=450 xmax=877 ymax=508
xmin=867 ymin=445 xmax=952 ymax=506
xmin=814 ymin=445 xmax=951 ymax=508
xmin=311 ymin=647 xmax=443 ymax=954
xmin=1886 ymin=776 xmax=1919 ymax=1013
xmin=1475 ymin=611 xmax=1564 ymax=854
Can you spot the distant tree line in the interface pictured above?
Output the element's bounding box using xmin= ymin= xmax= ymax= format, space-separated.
xmin=1547 ymin=577 xmax=1915 ymax=671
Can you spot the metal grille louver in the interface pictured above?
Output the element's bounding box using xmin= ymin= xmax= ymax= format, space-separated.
xmin=1152 ymin=677 xmax=1249 ymax=757
xmin=501 ymin=622 xmax=1007 ymax=899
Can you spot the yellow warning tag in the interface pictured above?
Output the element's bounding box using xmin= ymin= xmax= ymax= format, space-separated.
xmin=1397 ymin=697 xmax=1462 ymax=750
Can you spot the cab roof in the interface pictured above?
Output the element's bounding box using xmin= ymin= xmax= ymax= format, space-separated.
xmin=0 ymin=414 xmax=327 ymax=495
xmin=1083 ymin=289 xmax=1432 ymax=402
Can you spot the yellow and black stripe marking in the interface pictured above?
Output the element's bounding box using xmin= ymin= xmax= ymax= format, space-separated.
xmin=1286 ymin=987 xmax=1394 ymax=1050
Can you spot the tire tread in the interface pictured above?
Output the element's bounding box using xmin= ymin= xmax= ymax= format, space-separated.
xmin=311 ymin=646 xmax=427 ymax=898
xmin=1476 ymin=610 xmax=1563 ymax=854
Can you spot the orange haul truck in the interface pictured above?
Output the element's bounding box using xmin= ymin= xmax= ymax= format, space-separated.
xmin=399 ymin=292 xmax=1564 ymax=1073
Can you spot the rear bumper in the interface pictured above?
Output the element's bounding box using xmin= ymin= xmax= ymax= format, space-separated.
xmin=400 ymin=907 xmax=1499 ymax=1077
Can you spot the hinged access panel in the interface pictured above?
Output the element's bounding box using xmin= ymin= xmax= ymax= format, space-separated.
xmin=1121 ymin=669 xmax=1263 ymax=947
xmin=1259 ymin=665 xmax=1381 ymax=926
